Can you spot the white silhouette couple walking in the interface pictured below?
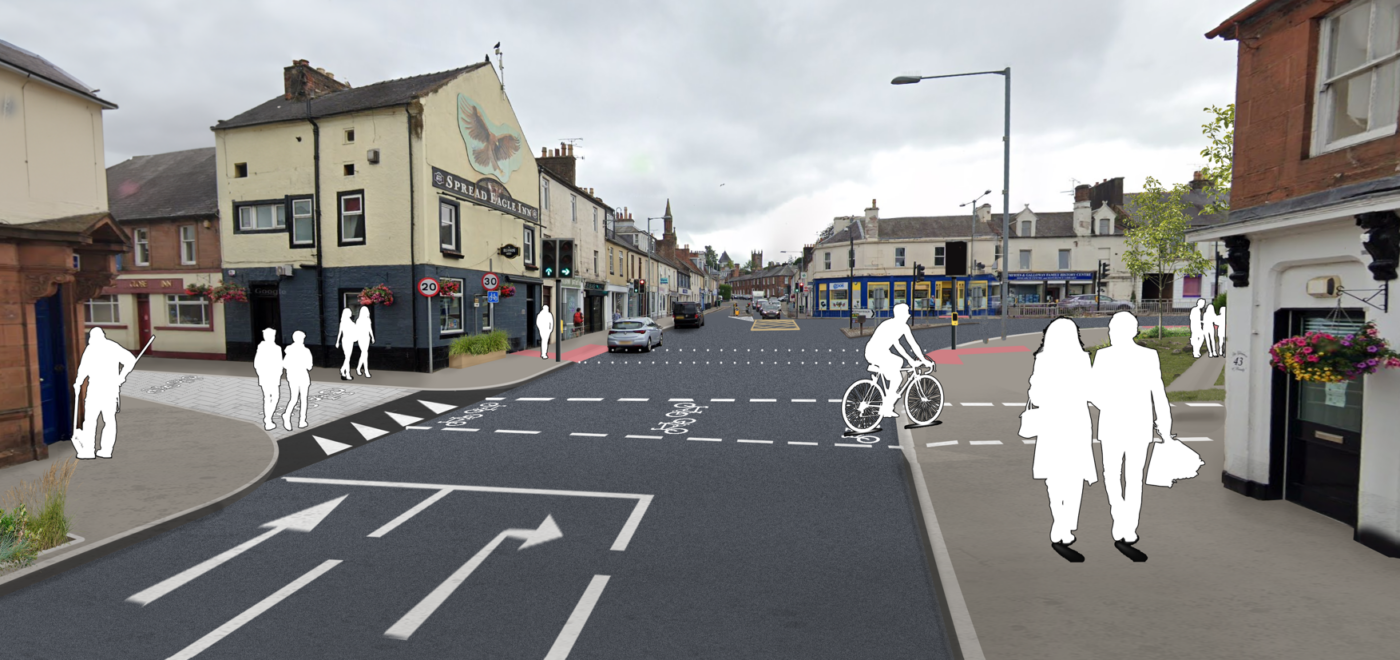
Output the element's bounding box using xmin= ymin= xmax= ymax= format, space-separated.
xmin=1023 ymin=312 xmax=1203 ymax=563
xmin=336 ymin=307 xmax=375 ymax=380
xmin=254 ymin=328 xmax=314 ymax=432
xmin=1189 ymin=298 xmax=1226 ymax=358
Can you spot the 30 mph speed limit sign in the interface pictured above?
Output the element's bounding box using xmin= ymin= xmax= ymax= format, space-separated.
xmin=417 ymin=277 xmax=440 ymax=297
xmin=481 ymin=272 xmax=500 ymax=291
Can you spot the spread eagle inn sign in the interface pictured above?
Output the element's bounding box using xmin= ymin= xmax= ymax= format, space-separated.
xmin=432 ymin=167 xmax=540 ymax=223
xmin=457 ymin=93 xmax=525 ymax=184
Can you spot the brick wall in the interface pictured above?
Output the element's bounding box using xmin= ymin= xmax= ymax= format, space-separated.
xmin=120 ymin=218 xmax=221 ymax=271
xmin=1229 ymin=0 xmax=1400 ymax=211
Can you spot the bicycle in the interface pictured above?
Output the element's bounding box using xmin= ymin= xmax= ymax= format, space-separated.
xmin=841 ymin=362 xmax=944 ymax=434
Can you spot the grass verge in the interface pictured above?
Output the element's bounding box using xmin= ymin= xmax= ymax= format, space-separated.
xmin=0 ymin=458 xmax=78 ymax=573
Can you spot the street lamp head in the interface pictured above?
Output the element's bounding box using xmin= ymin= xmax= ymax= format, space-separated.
xmin=984 ymin=190 xmax=992 ymax=195
xmin=891 ymin=76 xmax=922 ymax=85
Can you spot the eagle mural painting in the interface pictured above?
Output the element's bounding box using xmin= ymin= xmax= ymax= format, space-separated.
xmin=457 ymin=93 xmax=525 ymax=184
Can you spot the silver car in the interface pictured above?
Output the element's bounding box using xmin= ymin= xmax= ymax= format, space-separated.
xmin=608 ymin=317 xmax=664 ymax=352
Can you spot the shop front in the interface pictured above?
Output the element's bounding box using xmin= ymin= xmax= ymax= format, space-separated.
xmin=1006 ymin=271 xmax=1095 ymax=304
xmin=813 ymin=275 xmax=997 ymax=318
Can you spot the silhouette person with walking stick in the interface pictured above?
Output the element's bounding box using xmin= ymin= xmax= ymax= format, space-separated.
xmin=254 ymin=328 xmax=284 ymax=431
xmin=536 ymin=306 xmax=554 ymax=359
xmin=1189 ymin=299 xmax=1208 ymax=358
xmin=72 ymin=327 xmax=141 ymax=459
xmin=354 ymin=307 xmax=374 ymax=378
xmin=1091 ymin=312 xmax=1174 ymax=562
xmin=335 ymin=308 xmax=359 ymax=380
xmin=281 ymin=331 xmax=313 ymax=431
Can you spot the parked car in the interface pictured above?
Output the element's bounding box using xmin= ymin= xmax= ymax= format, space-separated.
xmin=760 ymin=304 xmax=782 ymax=319
xmin=1059 ymin=294 xmax=1135 ymax=312
xmin=778 ymin=295 xmax=788 ymax=302
xmin=607 ymin=318 xmax=664 ymax=352
xmin=673 ymin=301 xmax=705 ymax=328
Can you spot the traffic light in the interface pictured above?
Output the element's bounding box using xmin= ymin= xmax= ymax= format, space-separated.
xmin=542 ymin=239 xmax=557 ymax=278
xmin=915 ymin=264 xmax=926 ymax=283
xmin=557 ymin=239 xmax=574 ymax=278
xmin=1099 ymin=261 xmax=1110 ymax=280
xmin=637 ymin=278 xmax=646 ymax=292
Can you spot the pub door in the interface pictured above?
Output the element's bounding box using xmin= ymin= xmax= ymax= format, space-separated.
xmin=586 ymin=294 xmax=604 ymax=333
xmin=250 ymin=282 xmax=282 ymax=345
xmin=35 ymin=289 xmax=72 ymax=445
xmin=526 ymin=284 xmax=539 ymax=348
xmin=1283 ymin=309 xmax=1365 ymax=526
xmin=136 ymin=294 xmax=153 ymax=348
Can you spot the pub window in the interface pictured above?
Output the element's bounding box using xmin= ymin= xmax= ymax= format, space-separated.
xmin=134 ymin=228 xmax=150 ymax=266
xmin=1314 ymin=0 xmax=1400 ymax=154
xmin=237 ymin=202 xmax=286 ymax=231
xmin=166 ymin=294 xmax=209 ymax=326
xmin=339 ymin=192 xmax=365 ymax=245
xmin=523 ymin=226 xmax=535 ymax=265
xmin=180 ymin=225 xmax=197 ymax=265
xmin=291 ymin=198 xmax=315 ymax=246
xmin=85 ymin=295 xmax=120 ymax=324
xmin=439 ymin=277 xmax=464 ymax=334
xmin=343 ymin=163 xmax=356 ymax=176
xmin=934 ymin=246 xmax=945 ymax=267
xmin=345 ymin=129 xmax=355 ymax=143
xmin=440 ymin=199 xmax=460 ymax=252
xmin=234 ymin=163 xmax=247 ymax=178
xmin=342 ymin=292 xmax=369 ymax=324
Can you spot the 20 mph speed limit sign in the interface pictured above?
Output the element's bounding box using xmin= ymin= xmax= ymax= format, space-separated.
xmin=417 ymin=277 xmax=440 ymax=297
xmin=481 ymin=272 xmax=500 ymax=291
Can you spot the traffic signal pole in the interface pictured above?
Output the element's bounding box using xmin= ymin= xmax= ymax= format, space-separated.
xmin=555 ymin=277 xmax=561 ymax=363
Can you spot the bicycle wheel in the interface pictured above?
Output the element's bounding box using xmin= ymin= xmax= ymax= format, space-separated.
xmin=903 ymin=374 xmax=945 ymax=426
xmin=842 ymin=379 xmax=884 ymax=433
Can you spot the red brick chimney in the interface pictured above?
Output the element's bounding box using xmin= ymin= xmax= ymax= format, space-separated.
xmin=283 ymin=60 xmax=350 ymax=101
xmin=537 ymin=141 xmax=576 ymax=185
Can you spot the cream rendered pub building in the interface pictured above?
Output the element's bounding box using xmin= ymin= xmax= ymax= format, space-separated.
xmin=213 ymin=59 xmax=544 ymax=372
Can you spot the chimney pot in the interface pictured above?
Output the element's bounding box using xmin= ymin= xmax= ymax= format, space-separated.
xmin=1193 ymin=170 xmax=1202 ymax=180
xmin=541 ymin=147 xmax=547 ymax=157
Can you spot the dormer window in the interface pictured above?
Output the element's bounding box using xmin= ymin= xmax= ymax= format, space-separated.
xmin=1020 ymin=220 xmax=1032 ymax=237
xmin=1098 ymin=218 xmax=1111 ymax=235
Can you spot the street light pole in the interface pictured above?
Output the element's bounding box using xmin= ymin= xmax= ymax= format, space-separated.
xmin=849 ymin=229 xmax=855 ymax=329
xmin=894 ymin=66 xmax=1011 ymax=339
xmin=959 ymin=190 xmax=992 ymax=318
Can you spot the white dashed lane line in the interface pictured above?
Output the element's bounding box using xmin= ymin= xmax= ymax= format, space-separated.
xmin=969 ymin=440 xmax=1003 ymax=445
xmin=571 ymin=432 xmax=607 ymax=437
xmin=1002 ymin=402 xmax=1026 ymax=407
xmin=626 ymin=435 xmax=664 ymax=440
xmin=517 ymin=397 xmax=554 ymax=401
xmin=406 ymin=426 xmax=432 ymax=430
xmin=792 ymin=399 xmax=817 ymax=403
xmin=495 ymin=430 xmax=539 ymax=435
xmin=788 ymin=441 xmax=818 ymax=446
xmin=689 ymin=437 xmax=722 ymax=442
xmin=568 ymin=398 xmax=603 ymax=401
xmin=669 ymin=398 xmax=694 ymax=401
xmin=711 ymin=398 xmax=735 ymax=402
xmin=445 ymin=428 xmax=479 ymax=432
xmin=834 ymin=443 xmax=872 ymax=448
xmin=1185 ymin=403 xmax=1224 ymax=407
xmin=926 ymin=440 xmax=959 ymax=448
xmin=737 ymin=439 xmax=773 ymax=444
xmin=750 ymin=399 xmax=777 ymax=403
xmin=618 ymin=398 xmax=649 ymax=402
xmin=960 ymin=403 xmax=994 ymax=407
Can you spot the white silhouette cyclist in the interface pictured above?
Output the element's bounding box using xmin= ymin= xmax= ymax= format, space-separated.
xmin=863 ymin=303 xmax=933 ymax=417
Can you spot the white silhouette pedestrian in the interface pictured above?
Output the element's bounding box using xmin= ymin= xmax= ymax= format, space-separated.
xmin=1205 ymin=303 xmax=1222 ymax=357
xmin=354 ymin=307 xmax=374 ymax=378
xmin=71 ymin=327 xmax=139 ymax=459
xmin=281 ymin=331 xmax=313 ymax=431
xmin=254 ymin=327 xmax=284 ymax=431
xmin=1091 ymin=312 xmax=1173 ymax=562
xmin=863 ymin=303 xmax=932 ymax=417
xmin=335 ymin=308 xmax=359 ymax=380
xmin=1025 ymin=317 xmax=1097 ymax=563
xmin=536 ymin=307 xmax=554 ymax=359
xmin=1188 ymin=299 xmax=1208 ymax=358
xmin=1215 ymin=305 xmax=1226 ymax=355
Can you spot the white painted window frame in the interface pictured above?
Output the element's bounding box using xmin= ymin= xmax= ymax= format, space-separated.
xmin=166 ymin=294 xmax=209 ymax=327
xmin=134 ymin=228 xmax=150 ymax=266
xmin=1312 ymin=0 xmax=1400 ymax=156
xmin=179 ymin=225 xmax=197 ymax=265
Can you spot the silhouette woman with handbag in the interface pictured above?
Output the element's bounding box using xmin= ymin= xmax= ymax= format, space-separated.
xmin=1022 ymin=317 xmax=1097 ymax=563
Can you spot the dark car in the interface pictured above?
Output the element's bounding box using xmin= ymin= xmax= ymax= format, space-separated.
xmin=760 ymin=303 xmax=782 ymax=319
xmin=673 ymin=301 xmax=705 ymax=327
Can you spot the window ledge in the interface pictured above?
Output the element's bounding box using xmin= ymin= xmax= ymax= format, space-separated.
xmin=441 ymin=250 xmax=465 ymax=259
xmin=155 ymin=324 xmax=215 ymax=332
xmin=85 ymin=323 xmax=128 ymax=329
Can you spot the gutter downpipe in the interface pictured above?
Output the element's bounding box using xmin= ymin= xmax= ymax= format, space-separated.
xmin=408 ymin=103 xmax=421 ymax=372
xmin=308 ymin=105 xmax=327 ymax=365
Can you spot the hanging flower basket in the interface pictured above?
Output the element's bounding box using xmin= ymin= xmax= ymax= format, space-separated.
xmin=208 ymin=282 xmax=247 ymax=303
xmin=184 ymin=283 xmax=213 ymax=298
xmin=499 ymin=285 xmax=516 ymax=298
xmin=439 ymin=280 xmax=461 ymax=295
xmin=1269 ymin=322 xmax=1400 ymax=383
xmin=359 ymin=284 xmax=395 ymax=307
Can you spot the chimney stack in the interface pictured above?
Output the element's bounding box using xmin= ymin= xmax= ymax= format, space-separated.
xmin=1074 ymin=184 xmax=1091 ymax=202
xmin=537 ymin=142 xmax=577 ymax=185
xmin=284 ymin=60 xmax=350 ymax=101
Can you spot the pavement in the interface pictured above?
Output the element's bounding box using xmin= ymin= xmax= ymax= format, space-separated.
xmin=0 ymin=310 xmax=696 ymax=597
xmin=1165 ymin=353 xmax=1226 ymax=392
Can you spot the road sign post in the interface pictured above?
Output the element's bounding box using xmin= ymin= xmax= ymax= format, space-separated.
xmin=418 ymin=278 xmax=440 ymax=369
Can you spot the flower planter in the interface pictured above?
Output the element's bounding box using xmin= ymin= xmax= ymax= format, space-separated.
xmin=449 ymin=349 xmax=508 ymax=369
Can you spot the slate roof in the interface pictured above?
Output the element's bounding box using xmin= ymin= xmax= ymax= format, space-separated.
xmin=107 ymin=147 xmax=218 ymax=221
xmin=213 ymin=62 xmax=489 ymax=130
xmin=0 ymin=39 xmax=115 ymax=108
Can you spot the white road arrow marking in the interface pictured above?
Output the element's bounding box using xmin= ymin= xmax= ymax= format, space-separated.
xmin=128 ymin=496 xmax=347 ymax=606
xmin=386 ymin=411 xmax=424 ymax=427
xmin=313 ymin=436 xmax=351 ymax=456
xmin=385 ymin=515 xmax=563 ymax=640
xmin=418 ymin=400 xmax=456 ymax=414
xmin=166 ymin=560 xmax=341 ymax=660
xmin=353 ymin=422 xmax=389 ymax=441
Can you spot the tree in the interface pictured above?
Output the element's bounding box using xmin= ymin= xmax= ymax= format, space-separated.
xmin=704 ymin=245 xmax=719 ymax=270
xmin=1198 ymin=103 xmax=1234 ymax=217
xmin=1122 ymin=176 xmax=1213 ymax=338
xmin=719 ymin=283 xmax=732 ymax=300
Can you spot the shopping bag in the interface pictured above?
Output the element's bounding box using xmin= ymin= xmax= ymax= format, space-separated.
xmin=1145 ymin=436 xmax=1204 ymax=487
xmin=1017 ymin=401 xmax=1042 ymax=439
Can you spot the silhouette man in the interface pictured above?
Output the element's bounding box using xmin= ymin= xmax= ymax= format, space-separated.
xmin=335 ymin=308 xmax=359 ymax=380
xmin=1215 ymin=305 xmax=1226 ymax=355
xmin=536 ymin=306 xmax=554 ymax=359
xmin=1188 ymin=299 xmax=1208 ymax=358
xmin=1091 ymin=312 xmax=1172 ymax=562
xmin=253 ymin=328 xmax=284 ymax=431
xmin=863 ymin=303 xmax=933 ymax=417
xmin=354 ymin=307 xmax=374 ymax=378
xmin=1205 ymin=303 xmax=1222 ymax=357
xmin=281 ymin=331 xmax=313 ymax=431
xmin=72 ymin=327 xmax=138 ymax=459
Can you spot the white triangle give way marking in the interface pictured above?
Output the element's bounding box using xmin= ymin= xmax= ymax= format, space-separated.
xmin=419 ymin=400 xmax=456 ymax=414
xmin=386 ymin=411 xmax=423 ymax=427
xmin=353 ymin=422 xmax=389 ymax=441
xmin=313 ymin=436 xmax=352 ymax=456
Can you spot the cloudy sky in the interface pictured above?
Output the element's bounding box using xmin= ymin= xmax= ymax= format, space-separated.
xmin=7 ymin=0 xmax=1239 ymax=263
